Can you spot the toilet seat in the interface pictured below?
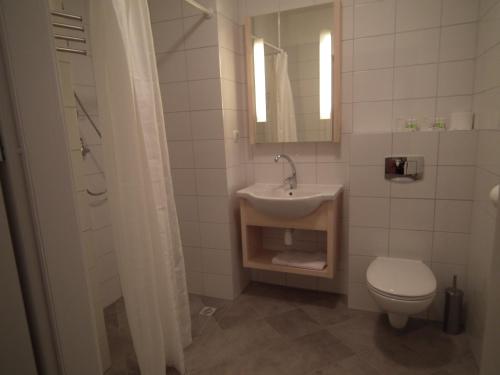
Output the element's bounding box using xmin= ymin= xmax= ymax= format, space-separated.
xmin=367 ymin=283 xmax=435 ymax=301
xmin=366 ymin=257 xmax=436 ymax=300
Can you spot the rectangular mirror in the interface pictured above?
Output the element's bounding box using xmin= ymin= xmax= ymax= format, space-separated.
xmin=244 ymin=1 xmax=342 ymax=144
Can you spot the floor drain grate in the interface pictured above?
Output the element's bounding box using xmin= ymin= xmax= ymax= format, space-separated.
xmin=199 ymin=306 xmax=217 ymax=317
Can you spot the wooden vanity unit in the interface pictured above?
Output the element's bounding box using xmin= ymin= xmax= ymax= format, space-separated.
xmin=239 ymin=197 xmax=341 ymax=279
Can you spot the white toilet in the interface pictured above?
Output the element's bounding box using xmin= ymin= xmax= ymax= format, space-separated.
xmin=366 ymin=257 xmax=437 ymax=329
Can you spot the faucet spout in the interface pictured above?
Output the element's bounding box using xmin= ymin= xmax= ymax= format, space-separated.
xmin=274 ymin=153 xmax=297 ymax=189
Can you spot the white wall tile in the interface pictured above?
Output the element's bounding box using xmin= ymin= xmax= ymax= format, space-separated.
xmin=183 ymin=15 xmax=218 ymax=49
xmin=188 ymin=79 xmax=222 ymax=110
xmin=186 ymin=271 xmax=203 ymax=294
xmin=434 ymin=200 xmax=472 ymax=233
xmin=342 ymin=5 xmax=354 ymax=40
xmin=179 ymin=220 xmax=201 ymax=247
xmin=165 ymin=112 xmax=192 ymax=140
xmin=394 ymin=64 xmax=438 ymax=99
xmin=349 ymin=255 xmax=375 ymax=283
xmin=353 ymin=35 xmax=394 ymax=71
xmin=175 ymin=196 xmax=199 ymax=221
xmin=354 ymin=0 xmax=396 ymax=38
xmin=149 ymin=0 xmax=183 ymax=22
xmin=440 ymin=23 xmax=477 ymax=62
xmin=203 ymin=273 xmax=234 ymax=299
xmin=436 ymin=96 xmax=473 ymax=118
xmin=476 ymin=1 xmax=500 ymax=54
xmin=254 ymin=163 xmax=284 ymax=183
xmin=353 ymin=69 xmax=394 ymax=101
xmin=282 ymin=143 xmax=316 ymax=163
xmin=172 ymin=169 xmax=197 ymax=195
xmin=476 ymin=130 xmax=500 ymax=175
xmin=353 ymin=101 xmax=393 ymax=133
xmin=342 ymin=72 xmax=353 ymax=103
xmin=152 ymin=19 xmax=185 ymax=53
xmin=191 ymin=110 xmax=224 ymax=140
xmin=442 ymin=0 xmax=479 ymax=25
xmin=157 ymin=51 xmax=187 ymax=83
xmin=348 ymin=283 xmax=381 ymax=312
xmin=390 ymin=198 xmax=435 ymax=230
xmin=200 ymin=222 xmax=231 ymax=249
xmin=350 ymin=227 xmax=389 ymax=256
xmin=202 ymin=248 xmax=232 ymax=275
xmin=438 ymin=131 xmax=477 ymax=165
xmin=438 ymin=60 xmax=475 ymax=96
xmin=186 ymin=47 xmax=220 ymax=80
xmin=350 ymin=197 xmax=390 ymax=228
xmin=195 ymin=168 xmax=228 ymax=196
xmin=396 ymin=0 xmax=442 ymax=32
xmin=295 ymin=163 xmax=317 ymax=184
xmin=193 ymin=139 xmax=226 ymax=168
xmin=431 ymin=262 xmax=466 ymax=291
xmin=389 ymin=229 xmax=433 ymax=261
xmin=432 ymin=232 xmax=469 ymax=265
xmin=436 ymin=166 xmax=476 ymax=200
xmin=168 ymin=141 xmax=194 ymax=168
xmin=161 ymin=82 xmax=190 ymax=112
xmin=342 ymin=40 xmax=354 ymax=72
xmin=390 ymin=166 xmax=437 ymax=199
xmin=350 ymin=166 xmax=390 ymax=197
xmin=183 ymin=246 xmax=202 ymax=272
xmin=316 ymin=135 xmax=351 ymax=163
xmin=198 ymin=196 xmax=229 ymax=223
xmin=395 ymin=28 xmax=440 ymax=66
xmin=316 ymin=164 xmax=350 ymax=185
xmin=351 ymin=133 xmax=392 ymax=165
xmin=392 ymin=131 xmax=439 ymax=165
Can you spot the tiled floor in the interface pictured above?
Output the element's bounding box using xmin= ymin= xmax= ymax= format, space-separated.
xmin=104 ymin=282 xmax=478 ymax=375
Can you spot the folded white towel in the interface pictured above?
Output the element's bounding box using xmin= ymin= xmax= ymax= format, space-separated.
xmin=272 ymin=250 xmax=326 ymax=271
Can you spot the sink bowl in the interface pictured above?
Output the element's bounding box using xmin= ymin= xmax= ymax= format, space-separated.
xmin=237 ymin=183 xmax=343 ymax=219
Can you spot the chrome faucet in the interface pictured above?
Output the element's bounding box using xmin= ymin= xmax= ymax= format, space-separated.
xmin=274 ymin=153 xmax=297 ymax=189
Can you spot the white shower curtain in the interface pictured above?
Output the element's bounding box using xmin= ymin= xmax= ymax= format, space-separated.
xmin=274 ymin=52 xmax=297 ymax=142
xmin=89 ymin=1 xmax=191 ymax=374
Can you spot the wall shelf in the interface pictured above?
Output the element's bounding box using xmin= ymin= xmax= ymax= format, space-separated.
xmin=239 ymin=198 xmax=341 ymax=279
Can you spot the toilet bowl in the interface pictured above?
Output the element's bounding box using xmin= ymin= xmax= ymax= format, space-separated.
xmin=366 ymin=257 xmax=437 ymax=329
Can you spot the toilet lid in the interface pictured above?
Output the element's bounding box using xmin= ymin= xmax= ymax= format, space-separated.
xmin=366 ymin=257 xmax=436 ymax=298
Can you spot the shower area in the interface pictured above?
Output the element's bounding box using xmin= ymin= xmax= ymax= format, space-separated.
xmin=26 ymin=0 xmax=211 ymax=373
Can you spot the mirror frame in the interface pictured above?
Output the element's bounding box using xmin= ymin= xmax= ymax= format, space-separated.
xmin=244 ymin=0 xmax=342 ymax=144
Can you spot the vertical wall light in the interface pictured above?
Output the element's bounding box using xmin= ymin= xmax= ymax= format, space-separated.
xmin=319 ymin=30 xmax=332 ymax=120
xmin=253 ymin=38 xmax=267 ymax=123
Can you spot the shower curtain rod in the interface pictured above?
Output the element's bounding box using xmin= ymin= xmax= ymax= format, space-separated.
xmin=251 ymin=35 xmax=284 ymax=53
xmin=183 ymin=0 xmax=213 ymax=18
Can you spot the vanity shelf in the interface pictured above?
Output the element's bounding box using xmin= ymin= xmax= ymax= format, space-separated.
xmin=239 ymin=197 xmax=340 ymax=279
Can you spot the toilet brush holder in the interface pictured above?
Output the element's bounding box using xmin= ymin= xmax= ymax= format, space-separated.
xmin=443 ymin=275 xmax=463 ymax=335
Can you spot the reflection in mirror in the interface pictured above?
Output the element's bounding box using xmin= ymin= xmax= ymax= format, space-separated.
xmin=245 ymin=2 xmax=341 ymax=144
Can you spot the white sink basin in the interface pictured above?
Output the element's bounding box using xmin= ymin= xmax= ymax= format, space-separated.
xmin=237 ymin=183 xmax=343 ymax=219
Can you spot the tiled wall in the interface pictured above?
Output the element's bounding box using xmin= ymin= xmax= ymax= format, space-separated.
xmin=348 ymin=131 xmax=477 ymax=318
xmin=467 ymin=0 xmax=500 ymax=363
xmin=62 ymin=0 xmax=122 ymax=310
xmin=149 ymin=0 xmax=250 ymax=299
xmin=341 ymin=0 xmax=478 ymax=133
xmin=53 ymin=0 xmax=115 ymax=369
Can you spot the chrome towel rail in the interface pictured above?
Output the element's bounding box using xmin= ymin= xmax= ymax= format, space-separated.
xmin=51 ymin=10 xmax=87 ymax=55
xmin=51 ymin=10 xmax=83 ymax=21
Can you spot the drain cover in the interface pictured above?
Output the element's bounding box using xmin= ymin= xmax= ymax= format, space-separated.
xmin=199 ymin=306 xmax=217 ymax=317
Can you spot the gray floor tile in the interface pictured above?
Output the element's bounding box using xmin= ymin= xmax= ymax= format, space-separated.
xmin=103 ymin=283 xmax=478 ymax=375
xmin=265 ymin=308 xmax=322 ymax=339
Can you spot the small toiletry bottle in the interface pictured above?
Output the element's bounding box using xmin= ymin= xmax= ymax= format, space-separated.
xmin=433 ymin=117 xmax=446 ymax=131
xmin=405 ymin=118 xmax=418 ymax=131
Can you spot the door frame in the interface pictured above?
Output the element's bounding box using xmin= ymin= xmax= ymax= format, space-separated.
xmin=0 ymin=1 xmax=101 ymax=374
